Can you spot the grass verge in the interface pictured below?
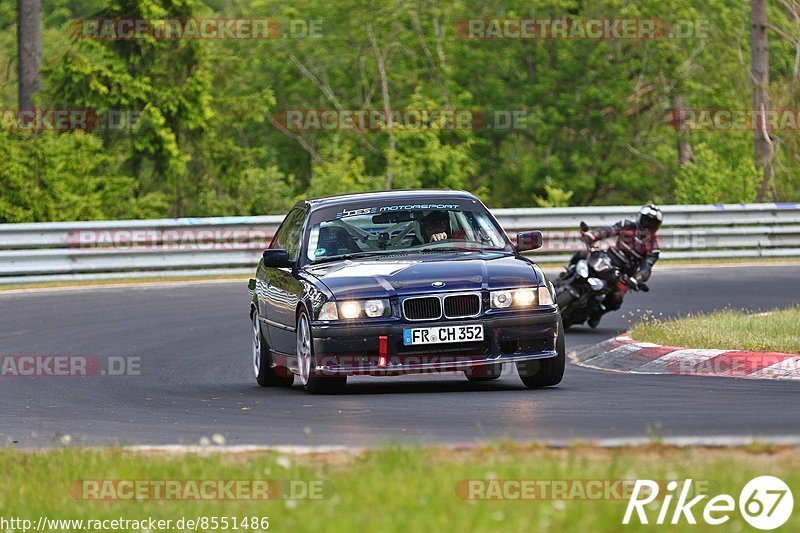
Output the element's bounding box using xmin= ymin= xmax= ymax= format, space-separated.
xmin=1 ymin=444 xmax=799 ymax=532
xmin=631 ymin=307 xmax=800 ymax=354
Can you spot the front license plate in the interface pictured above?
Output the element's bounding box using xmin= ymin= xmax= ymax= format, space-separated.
xmin=403 ymin=325 xmax=484 ymax=346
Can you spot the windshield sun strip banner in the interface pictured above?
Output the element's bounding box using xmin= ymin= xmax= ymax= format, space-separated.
xmin=335 ymin=204 xmax=462 ymax=219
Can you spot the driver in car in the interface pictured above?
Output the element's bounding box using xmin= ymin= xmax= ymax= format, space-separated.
xmin=419 ymin=210 xmax=451 ymax=242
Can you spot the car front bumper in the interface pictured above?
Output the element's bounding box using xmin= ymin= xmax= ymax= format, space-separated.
xmin=310 ymin=309 xmax=560 ymax=376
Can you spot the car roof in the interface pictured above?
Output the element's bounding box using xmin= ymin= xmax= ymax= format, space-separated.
xmin=297 ymin=189 xmax=479 ymax=211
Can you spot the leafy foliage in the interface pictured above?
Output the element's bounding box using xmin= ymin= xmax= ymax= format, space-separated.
xmin=2 ymin=0 xmax=800 ymax=222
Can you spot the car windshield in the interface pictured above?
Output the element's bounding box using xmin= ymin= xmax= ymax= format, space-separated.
xmin=305 ymin=203 xmax=512 ymax=263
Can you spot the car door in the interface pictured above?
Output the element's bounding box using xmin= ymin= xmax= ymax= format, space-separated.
xmin=263 ymin=207 xmax=307 ymax=355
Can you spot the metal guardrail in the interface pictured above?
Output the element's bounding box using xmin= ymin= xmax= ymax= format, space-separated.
xmin=0 ymin=203 xmax=797 ymax=284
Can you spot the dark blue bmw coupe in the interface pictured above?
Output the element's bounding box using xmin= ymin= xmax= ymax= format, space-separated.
xmin=249 ymin=190 xmax=564 ymax=394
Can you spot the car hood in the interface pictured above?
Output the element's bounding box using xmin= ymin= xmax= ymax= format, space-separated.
xmin=304 ymin=252 xmax=544 ymax=299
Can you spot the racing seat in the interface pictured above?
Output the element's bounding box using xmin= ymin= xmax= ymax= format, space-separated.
xmin=316 ymin=226 xmax=360 ymax=257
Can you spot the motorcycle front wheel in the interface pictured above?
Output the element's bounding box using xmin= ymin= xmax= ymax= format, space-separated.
xmin=556 ymin=290 xmax=578 ymax=328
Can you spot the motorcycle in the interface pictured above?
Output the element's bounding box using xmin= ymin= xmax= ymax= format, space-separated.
xmin=554 ymin=222 xmax=649 ymax=328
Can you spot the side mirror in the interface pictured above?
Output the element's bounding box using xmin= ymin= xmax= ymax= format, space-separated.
xmin=263 ymin=249 xmax=294 ymax=268
xmin=516 ymin=230 xmax=543 ymax=252
xmin=579 ymin=221 xmax=589 ymax=233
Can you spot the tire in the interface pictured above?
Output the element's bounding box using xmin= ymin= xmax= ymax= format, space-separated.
xmin=516 ymin=317 xmax=566 ymax=389
xmin=296 ymin=310 xmax=347 ymax=395
xmin=557 ymin=289 xmax=575 ymax=313
xmin=464 ymin=363 xmax=503 ymax=382
xmin=556 ymin=290 xmax=577 ymax=328
xmin=252 ymin=311 xmax=294 ymax=388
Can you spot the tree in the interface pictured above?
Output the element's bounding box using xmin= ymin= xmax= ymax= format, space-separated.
xmin=751 ymin=0 xmax=776 ymax=201
xmin=3 ymin=0 xmax=800 ymax=223
xmin=17 ymin=0 xmax=41 ymax=111
xmin=48 ymin=0 xmax=214 ymax=217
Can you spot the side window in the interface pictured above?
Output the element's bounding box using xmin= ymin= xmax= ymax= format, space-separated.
xmin=270 ymin=208 xmax=306 ymax=260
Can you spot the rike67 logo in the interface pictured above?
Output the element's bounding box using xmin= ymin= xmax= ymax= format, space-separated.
xmin=623 ymin=476 xmax=794 ymax=530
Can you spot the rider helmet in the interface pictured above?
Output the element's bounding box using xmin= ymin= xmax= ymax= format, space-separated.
xmin=637 ymin=204 xmax=663 ymax=231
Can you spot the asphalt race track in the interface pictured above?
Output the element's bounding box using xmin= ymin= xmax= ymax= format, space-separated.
xmin=1 ymin=265 xmax=798 ymax=448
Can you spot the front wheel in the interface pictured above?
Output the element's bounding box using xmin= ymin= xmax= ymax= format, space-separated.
xmin=253 ymin=312 xmax=293 ymax=388
xmin=516 ymin=317 xmax=566 ymax=389
xmin=297 ymin=310 xmax=347 ymax=395
xmin=556 ymin=290 xmax=578 ymax=328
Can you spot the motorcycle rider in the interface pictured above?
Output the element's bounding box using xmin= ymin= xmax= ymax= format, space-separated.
xmin=570 ymin=204 xmax=663 ymax=327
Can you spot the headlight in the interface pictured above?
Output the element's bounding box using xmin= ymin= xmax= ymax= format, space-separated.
xmin=490 ymin=290 xmax=512 ymax=309
xmin=491 ymin=287 xmax=551 ymax=308
xmin=364 ymin=299 xmax=386 ymax=318
xmin=576 ymin=259 xmax=589 ymax=278
xmin=319 ymin=299 xmax=391 ymax=320
xmin=338 ymin=301 xmax=362 ymax=319
xmin=512 ymin=288 xmax=536 ymax=306
xmin=587 ymin=277 xmax=605 ymax=291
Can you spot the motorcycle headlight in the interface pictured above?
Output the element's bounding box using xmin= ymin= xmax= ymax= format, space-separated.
xmin=576 ymin=260 xmax=589 ymax=278
xmin=587 ymin=277 xmax=605 ymax=291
